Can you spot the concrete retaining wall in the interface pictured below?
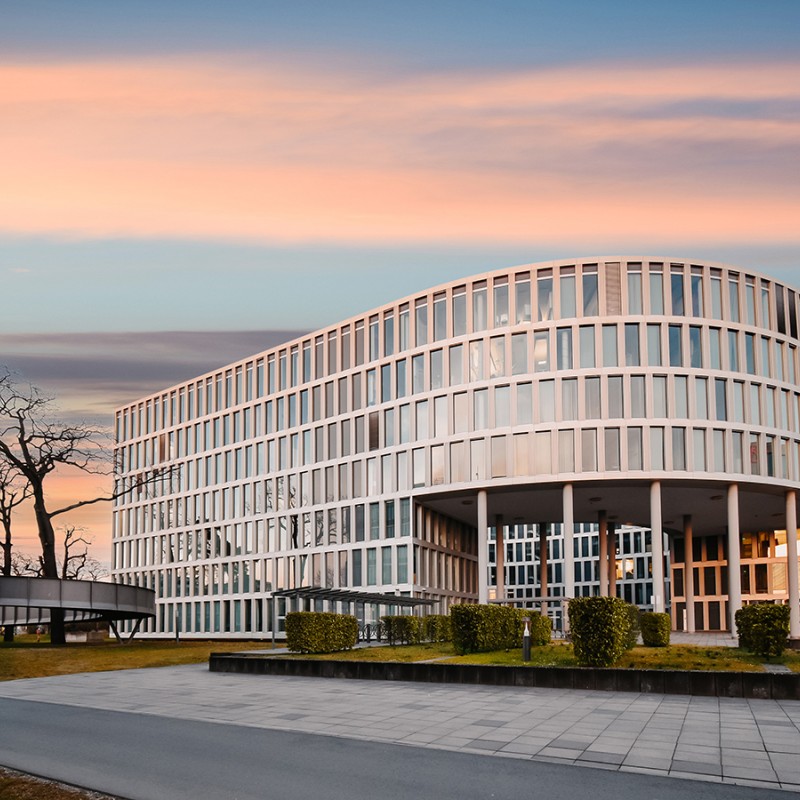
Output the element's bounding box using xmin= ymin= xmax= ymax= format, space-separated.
xmin=208 ymin=653 xmax=800 ymax=699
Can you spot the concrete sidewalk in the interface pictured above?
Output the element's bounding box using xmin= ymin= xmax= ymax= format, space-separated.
xmin=1 ymin=665 xmax=800 ymax=791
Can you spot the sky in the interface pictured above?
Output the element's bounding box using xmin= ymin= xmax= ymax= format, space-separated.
xmin=1 ymin=0 xmax=799 ymax=565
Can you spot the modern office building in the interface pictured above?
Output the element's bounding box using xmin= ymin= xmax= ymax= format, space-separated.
xmin=112 ymin=257 xmax=800 ymax=639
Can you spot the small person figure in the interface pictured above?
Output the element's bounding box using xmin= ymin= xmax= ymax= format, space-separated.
xmin=36 ymin=625 xmax=43 ymax=643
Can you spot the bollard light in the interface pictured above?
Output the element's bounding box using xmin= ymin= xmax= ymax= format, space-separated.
xmin=522 ymin=615 xmax=531 ymax=662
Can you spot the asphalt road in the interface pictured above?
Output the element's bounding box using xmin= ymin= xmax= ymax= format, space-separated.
xmin=0 ymin=697 xmax=790 ymax=800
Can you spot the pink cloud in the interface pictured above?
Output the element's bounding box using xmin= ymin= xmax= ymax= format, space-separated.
xmin=0 ymin=57 xmax=798 ymax=245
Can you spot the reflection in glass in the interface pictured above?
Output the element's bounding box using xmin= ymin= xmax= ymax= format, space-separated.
xmin=560 ymin=274 xmax=576 ymax=318
xmin=672 ymin=427 xmax=686 ymax=470
xmin=491 ymin=437 xmax=507 ymax=477
xmin=671 ymin=270 xmax=685 ymax=316
xmin=516 ymin=383 xmax=532 ymax=424
xmin=495 ymin=385 xmax=510 ymax=427
xmin=691 ymin=272 xmax=704 ymax=316
xmin=585 ymin=377 xmax=601 ymax=418
xmin=713 ymin=429 xmax=725 ymax=471
xmin=558 ymin=429 xmax=575 ymax=472
xmin=473 ymin=388 xmax=488 ymax=429
xmin=651 ymin=427 xmax=664 ymax=470
xmin=453 ymin=393 xmax=468 ymax=434
xmin=628 ymin=270 xmax=642 ymax=314
xmin=581 ymin=429 xmax=597 ymax=471
xmin=561 ymin=378 xmax=578 ymax=421
xmin=515 ymin=279 xmax=531 ymax=323
xmin=605 ymin=428 xmax=621 ymax=471
xmin=473 ymin=284 xmax=487 ymax=331
xmin=675 ymin=376 xmax=688 ymax=418
xmin=453 ymin=289 xmax=467 ymax=336
xmin=608 ymin=376 xmax=623 ymax=418
xmin=647 ymin=324 xmax=662 ymax=366
xmin=669 ymin=325 xmax=682 ymax=367
xmin=490 ymin=336 xmax=506 ymax=378
xmin=695 ymin=377 xmax=708 ymax=418
xmin=449 ymin=344 xmax=464 ymax=385
xmin=556 ymin=328 xmax=573 ymax=370
xmin=649 ymin=268 xmax=664 ymax=314
xmin=579 ymin=326 xmax=595 ymax=368
xmin=430 ymin=349 xmax=444 ymax=390
xmin=602 ymin=325 xmax=618 ymax=367
xmin=511 ymin=333 xmax=527 ymax=374
xmin=533 ymin=431 xmax=551 ymax=474
xmin=539 ymin=380 xmax=555 ymax=423
xmin=689 ymin=326 xmax=702 ymax=368
xmin=494 ymin=281 xmax=509 ymax=327
xmin=625 ymin=324 xmax=640 ymax=366
xmin=533 ymin=331 xmax=549 ymax=371
xmin=631 ymin=375 xmax=646 ymax=418
xmin=537 ymin=276 xmax=553 ymax=321
xmin=433 ymin=295 xmax=447 ymax=341
xmin=583 ymin=271 xmax=599 ymax=315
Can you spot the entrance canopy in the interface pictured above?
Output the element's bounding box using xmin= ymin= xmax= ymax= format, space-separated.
xmin=272 ymin=587 xmax=434 ymax=608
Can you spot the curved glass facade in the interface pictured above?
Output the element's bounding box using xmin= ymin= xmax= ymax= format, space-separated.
xmin=112 ymin=257 xmax=800 ymax=637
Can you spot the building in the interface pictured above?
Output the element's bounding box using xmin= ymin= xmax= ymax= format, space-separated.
xmin=112 ymin=257 xmax=800 ymax=639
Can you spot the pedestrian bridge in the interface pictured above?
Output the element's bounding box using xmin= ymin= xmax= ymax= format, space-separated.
xmin=0 ymin=576 xmax=155 ymax=640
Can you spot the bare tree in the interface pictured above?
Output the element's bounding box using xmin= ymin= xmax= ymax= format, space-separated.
xmin=0 ymin=369 xmax=167 ymax=643
xmin=59 ymin=525 xmax=108 ymax=581
xmin=0 ymin=462 xmax=32 ymax=640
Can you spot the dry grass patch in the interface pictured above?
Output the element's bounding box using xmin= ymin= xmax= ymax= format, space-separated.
xmin=0 ymin=767 xmax=114 ymax=800
xmin=0 ymin=638 xmax=273 ymax=681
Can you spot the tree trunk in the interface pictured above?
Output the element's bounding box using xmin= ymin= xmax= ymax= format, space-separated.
xmin=32 ymin=489 xmax=65 ymax=645
xmin=1 ymin=529 xmax=12 ymax=641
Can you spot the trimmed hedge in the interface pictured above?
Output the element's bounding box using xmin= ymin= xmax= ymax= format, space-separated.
xmin=422 ymin=614 xmax=452 ymax=643
xmin=450 ymin=604 xmax=551 ymax=654
xmin=640 ymin=611 xmax=671 ymax=647
xmin=285 ymin=611 xmax=358 ymax=654
xmin=624 ymin=603 xmax=641 ymax=650
xmin=735 ymin=603 xmax=790 ymax=659
xmin=381 ymin=615 xmax=422 ymax=645
xmin=568 ymin=597 xmax=632 ymax=667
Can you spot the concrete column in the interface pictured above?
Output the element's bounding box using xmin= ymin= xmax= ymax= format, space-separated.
xmin=608 ymin=522 xmax=617 ymax=599
xmin=539 ymin=524 xmax=549 ymax=615
xmin=786 ymin=490 xmax=800 ymax=640
xmin=650 ymin=481 xmax=665 ymax=613
xmin=684 ymin=515 xmax=695 ymax=633
xmin=477 ymin=490 xmax=489 ymax=604
xmin=495 ymin=514 xmax=505 ymax=604
xmin=598 ymin=510 xmax=608 ymax=597
xmin=563 ymin=484 xmax=575 ymax=632
xmin=727 ymin=483 xmax=742 ymax=634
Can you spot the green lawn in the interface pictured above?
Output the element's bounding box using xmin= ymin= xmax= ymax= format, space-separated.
xmin=0 ymin=636 xmax=273 ymax=681
xmin=299 ymin=640 xmax=800 ymax=672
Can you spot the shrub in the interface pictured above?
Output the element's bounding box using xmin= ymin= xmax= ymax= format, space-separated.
xmin=735 ymin=604 xmax=790 ymax=659
xmin=285 ymin=612 xmax=358 ymax=654
xmin=640 ymin=611 xmax=671 ymax=647
xmin=568 ymin=597 xmax=632 ymax=667
xmin=450 ymin=604 xmax=550 ymax=654
xmin=422 ymin=614 xmax=452 ymax=643
xmin=381 ymin=615 xmax=422 ymax=645
xmin=624 ymin=603 xmax=641 ymax=650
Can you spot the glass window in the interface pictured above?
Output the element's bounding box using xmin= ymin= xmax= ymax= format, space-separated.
xmin=355 ymin=323 xmax=365 ymax=366
xmin=415 ymin=400 xmax=428 ymax=439
xmin=583 ymin=268 xmax=599 ymax=316
xmin=761 ymin=336 xmax=771 ymax=378
xmin=579 ymin=326 xmax=595 ymax=369
xmin=511 ymin=383 xmax=532 ymax=427
xmin=430 ymin=349 xmax=444 ymax=390
xmin=605 ymin=428 xmax=621 ymax=470
xmin=653 ymin=376 xmax=667 ymax=417
xmin=728 ymin=275 xmax=740 ymax=322
xmin=383 ymin=315 xmax=394 ymax=357
xmin=693 ymin=429 xmax=706 ymax=471
xmin=538 ymin=380 xmax=555 ymax=423
xmin=493 ymin=279 xmax=509 ymax=327
xmin=602 ymin=325 xmax=618 ymax=367
xmin=533 ymin=331 xmax=549 ymax=371
xmin=473 ymin=388 xmax=488 ymax=429
xmin=713 ymin=429 xmax=726 ymax=472
xmin=691 ymin=270 xmax=704 ymax=316
xmin=608 ymin=376 xmax=624 ymax=418
xmin=398 ymin=305 xmax=409 ymax=351
xmin=495 ymin=385 xmax=511 ymax=427
xmin=399 ymin=404 xmax=411 ymax=443
xmin=675 ymin=375 xmax=688 ymax=418
xmin=627 ymin=427 xmax=643 ymax=470
xmin=695 ymin=377 xmax=708 ymax=418
xmin=631 ymin=375 xmax=646 ymax=418
xmin=749 ymin=433 xmax=760 ymax=475
xmin=651 ymin=427 xmax=665 ymax=470
xmin=469 ymin=340 xmax=484 ymax=381
xmin=710 ymin=273 xmax=722 ymax=319
xmin=761 ymin=283 xmax=771 ymax=329
xmin=581 ymin=429 xmax=597 ymax=471
xmin=671 ymin=268 xmax=685 ymax=316
xmin=533 ymin=431 xmax=552 ymax=474
xmin=672 ymin=427 xmax=686 ymax=470
xmin=647 ymin=324 xmax=662 ymax=366
xmin=709 ymin=328 xmax=721 ymax=369
xmin=669 ymin=325 xmax=683 ymax=367
xmin=453 ymin=393 xmax=468 ymax=434
xmin=558 ymin=429 xmax=575 ymax=472
xmin=625 ymin=324 xmax=640 ymax=366
xmin=627 ymin=268 xmax=643 ymax=314
xmin=728 ymin=330 xmax=739 ymax=371
xmin=560 ymin=270 xmax=576 ymax=318
xmin=561 ymin=378 xmax=578 ymax=421
xmin=745 ymin=279 xmax=756 ymax=325
xmin=749 ymin=383 xmax=760 ymax=424
xmin=369 ymin=317 xmax=379 ymax=361
xmin=449 ymin=344 xmax=464 ymax=385
xmin=452 ymin=288 xmax=467 ymax=337
xmin=649 ymin=266 xmax=664 ymax=314
xmin=689 ymin=326 xmax=702 ymax=369
xmin=412 ymin=354 xmax=425 ymax=393
xmin=490 ymin=336 xmax=506 ymax=377
xmin=556 ymin=328 xmax=573 ymax=370
xmin=433 ymin=294 xmax=447 ymax=341
xmin=537 ymin=274 xmax=553 ymax=321
xmin=472 ymin=283 xmax=487 ymax=331
xmin=415 ymin=299 xmax=428 ymax=347
xmin=511 ymin=333 xmax=527 ymax=375
xmin=515 ymin=277 xmax=531 ymax=324
xmin=715 ymin=378 xmax=727 ymax=421
xmin=412 ymin=448 xmax=425 ymax=487
xmin=491 ymin=437 xmax=507 ymax=477
xmin=431 ymin=444 xmax=445 ymax=485
xmin=396 ymin=359 xmax=407 ymax=398
xmin=585 ymin=377 xmax=601 ymax=418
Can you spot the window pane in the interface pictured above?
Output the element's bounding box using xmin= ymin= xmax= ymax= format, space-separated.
xmin=533 ymin=331 xmax=550 ymax=371
xmin=627 ymin=270 xmax=642 ymax=314
xmin=560 ymin=273 xmax=576 ymax=318
xmin=583 ymin=271 xmax=599 ymax=316
xmin=602 ymin=325 xmax=618 ymax=367
xmin=515 ymin=279 xmax=531 ymax=324
xmin=625 ymin=324 xmax=640 ymax=366
xmin=647 ymin=324 xmax=662 ymax=366
xmin=473 ymin=284 xmax=487 ymax=331
xmin=453 ymin=289 xmax=467 ymax=336
xmin=493 ymin=281 xmax=509 ymax=327
xmin=669 ymin=325 xmax=682 ymax=367
xmin=579 ymin=326 xmax=595 ymax=368
xmin=537 ymin=276 xmax=553 ymax=321
xmin=511 ymin=333 xmax=527 ymax=374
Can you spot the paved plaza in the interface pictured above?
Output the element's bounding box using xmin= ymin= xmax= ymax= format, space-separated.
xmin=2 ymin=664 xmax=800 ymax=792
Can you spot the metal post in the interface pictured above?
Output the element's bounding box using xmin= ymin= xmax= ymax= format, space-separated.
xmin=598 ymin=510 xmax=608 ymax=597
xmin=522 ymin=616 xmax=531 ymax=662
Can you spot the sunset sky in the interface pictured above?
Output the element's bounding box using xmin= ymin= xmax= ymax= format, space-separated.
xmin=2 ymin=0 xmax=799 ymax=564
